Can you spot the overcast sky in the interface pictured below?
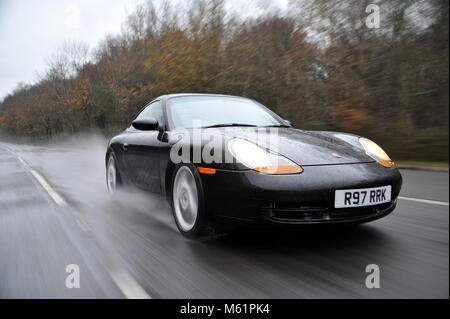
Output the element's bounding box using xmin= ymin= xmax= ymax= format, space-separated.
xmin=0 ymin=0 xmax=288 ymax=101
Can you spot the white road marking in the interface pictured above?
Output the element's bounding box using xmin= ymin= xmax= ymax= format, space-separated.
xmin=14 ymin=154 xmax=68 ymax=207
xmin=399 ymin=196 xmax=449 ymax=207
xmin=107 ymin=265 xmax=152 ymax=299
xmin=29 ymin=169 xmax=68 ymax=207
xmin=76 ymin=219 xmax=91 ymax=232
xmin=17 ymin=156 xmax=29 ymax=168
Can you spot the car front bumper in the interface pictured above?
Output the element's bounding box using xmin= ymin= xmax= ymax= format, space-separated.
xmin=198 ymin=162 xmax=403 ymax=229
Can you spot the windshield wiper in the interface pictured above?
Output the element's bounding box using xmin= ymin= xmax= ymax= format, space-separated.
xmin=202 ymin=123 xmax=259 ymax=128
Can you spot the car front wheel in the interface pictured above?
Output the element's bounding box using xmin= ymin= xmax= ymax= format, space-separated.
xmin=171 ymin=164 xmax=207 ymax=238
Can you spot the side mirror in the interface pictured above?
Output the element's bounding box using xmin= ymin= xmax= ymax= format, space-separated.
xmin=132 ymin=118 xmax=159 ymax=131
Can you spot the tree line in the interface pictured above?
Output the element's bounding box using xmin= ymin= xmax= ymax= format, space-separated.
xmin=0 ymin=0 xmax=448 ymax=161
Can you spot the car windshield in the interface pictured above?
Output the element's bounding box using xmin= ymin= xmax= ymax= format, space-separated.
xmin=168 ymin=96 xmax=285 ymax=129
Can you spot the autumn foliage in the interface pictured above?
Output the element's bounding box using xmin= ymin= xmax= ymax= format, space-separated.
xmin=0 ymin=0 xmax=448 ymax=161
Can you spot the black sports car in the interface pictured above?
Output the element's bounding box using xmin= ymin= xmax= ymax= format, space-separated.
xmin=106 ymin=94 xmax=402 ymax=237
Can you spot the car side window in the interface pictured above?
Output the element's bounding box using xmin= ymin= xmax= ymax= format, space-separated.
xmin=136 ymin=100 xmax=163 ymax=123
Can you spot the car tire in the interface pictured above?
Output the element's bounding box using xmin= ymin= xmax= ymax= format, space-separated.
xmin=171 ymin=163 xmax=208 ymax=238
xmin=106 ymin=153 xmax=122 ymax=194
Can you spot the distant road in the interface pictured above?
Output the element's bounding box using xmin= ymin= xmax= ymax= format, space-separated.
xmin=0 ymin=139 xmax=448 ymax=298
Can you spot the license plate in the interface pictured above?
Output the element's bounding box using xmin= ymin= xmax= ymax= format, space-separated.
xmin=334 ymin=186 xmax=391 ymax=208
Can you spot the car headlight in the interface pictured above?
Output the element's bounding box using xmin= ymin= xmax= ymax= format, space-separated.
xmin=227 ymin=138 xmax=303 ymax=174
xmin=359 ymin=138 xmax=394 ymax=168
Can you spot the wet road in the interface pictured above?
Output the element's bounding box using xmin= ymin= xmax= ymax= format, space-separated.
xmin=0 ymin=137 xmax=448 ymax=298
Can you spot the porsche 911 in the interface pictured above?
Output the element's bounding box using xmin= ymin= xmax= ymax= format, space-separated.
xmin=106 ymin=94 xmax=402 ymax=237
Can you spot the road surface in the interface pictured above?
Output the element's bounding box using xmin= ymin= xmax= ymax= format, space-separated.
xmin=0 ymin=136 xmax=448 ymax=298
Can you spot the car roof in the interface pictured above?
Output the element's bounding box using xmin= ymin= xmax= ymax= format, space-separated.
xmin=163 ymin=93 xmax=247 ymax=100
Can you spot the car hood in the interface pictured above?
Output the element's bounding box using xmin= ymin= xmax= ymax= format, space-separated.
xmin=169 ymin=127 xmax=374 ymax=167
xmin=221 ymin=127 xmax=373 ymax=166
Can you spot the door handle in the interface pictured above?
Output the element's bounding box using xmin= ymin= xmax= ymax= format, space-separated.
xmin=123 ymin=143 xmax=129 ymax=151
